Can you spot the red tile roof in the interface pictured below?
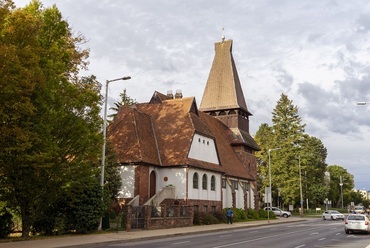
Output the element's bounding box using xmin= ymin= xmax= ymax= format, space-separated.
xmin=108 ymin=94 xmax=255 ymax=180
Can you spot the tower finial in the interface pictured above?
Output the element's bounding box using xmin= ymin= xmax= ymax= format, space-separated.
xmin=222 ymin=27 xmax=225 ymax=42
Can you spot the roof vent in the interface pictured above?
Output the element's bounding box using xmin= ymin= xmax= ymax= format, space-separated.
xmin=175 ymin=90 xmax=183 ymax=99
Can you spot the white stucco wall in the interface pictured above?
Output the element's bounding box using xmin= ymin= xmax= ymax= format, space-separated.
xmin=117 ymin=165 xmax=135 ymax=198
xmin=188 ymin=168 xmax=221 ymax=201
xmin=188 ymin=133 xmax=219 ymax=164
xmin=222 ymin=178 xmax=253 ymax=209
xmin=150 ymin=167 xmax=187 ymax=200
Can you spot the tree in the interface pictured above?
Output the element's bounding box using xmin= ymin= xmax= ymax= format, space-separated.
xmin=255 ymin=94 xmax=328 ymax=208
xmin=326 ymin=165 xmax=354 ymax=208
xmin=108 ymin=88 xmax=137 ymax=119
xmin=0 ymin=1 xmax=103 ymax=237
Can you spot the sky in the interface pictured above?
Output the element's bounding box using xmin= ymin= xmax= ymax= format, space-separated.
xmin=13 ymin=0 xmax=370 ymax=191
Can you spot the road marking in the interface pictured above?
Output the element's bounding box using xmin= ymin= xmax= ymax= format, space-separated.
xmin=212 ymin=227 xmax=319 ymax=248
xmin=219 ymin=235 xmax=232 ymax=238
xmin=309 ymin=232 xmax=318 ymax=235
xmin=335 ymin=232 xmax=341 ymax=235
xmin=173 ymin=241 xmax=190 ymax=245
xmin=318 ymin=238 xmax=326 ymax=241
xmin=294 ymin=245 xmax=305 ymax=248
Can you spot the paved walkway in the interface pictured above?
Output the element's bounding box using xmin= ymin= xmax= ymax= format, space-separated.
xmin=0 ymin=217 xmax=304 ymax=248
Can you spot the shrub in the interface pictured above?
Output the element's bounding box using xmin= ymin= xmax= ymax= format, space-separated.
xmin=0 ymin=207 xmax=13 ymax=238
xmin=193 ymin=211 xmax=220 ymax=225
xmin=258 ymin=208 xmax=276 ymax=219
xmin=246 ymin=208 xmax=259 ymax=220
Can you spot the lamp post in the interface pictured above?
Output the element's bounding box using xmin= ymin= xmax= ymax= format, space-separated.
xmin=298 ymin=155 xmax=303 ymax=217
xmin=99 ymin=76 xmax=131 ymax=231
xmin=268 ymin=148 xmax=281 ymax=223
xmin=339 ymin=176 xmax=344 ymax=209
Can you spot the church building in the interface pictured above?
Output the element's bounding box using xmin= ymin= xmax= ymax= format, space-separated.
xmin=108 ymin=38 xmax=260 ymax=214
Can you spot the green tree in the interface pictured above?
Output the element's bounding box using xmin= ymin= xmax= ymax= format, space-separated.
xmin=270 ymin=94 xmax=306 ymax=206
xmin=300 ymin=135 xmax=328 ymax=207
xmin=255 ymin=94 xmax=328 ymax=208
xmin=108 ymin=88 xmax=137 ymax=119
xmin=326 ymin=165 xmax=354 ymax=208
xmin=0 ymin=1 xmax=103 ymax=237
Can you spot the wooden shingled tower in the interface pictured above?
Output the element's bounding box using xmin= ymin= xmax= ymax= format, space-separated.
xmin=200 ymin=38 xmax=259 ymax=151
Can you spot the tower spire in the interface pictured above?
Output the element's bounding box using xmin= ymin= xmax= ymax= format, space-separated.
xmin=221 ymin=27 xmax=225 ymax=42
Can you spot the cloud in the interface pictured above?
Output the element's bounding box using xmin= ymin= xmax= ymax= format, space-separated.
xmin=12 ymin=0 xmax=370 ymax=190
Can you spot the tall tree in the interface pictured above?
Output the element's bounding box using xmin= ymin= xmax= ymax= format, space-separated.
xmin=269 ymin=94 xmax=306 ymax=206
xmin=0 ymin=1 xmax=103 ymax=237
xmin=255 ymin=94 xmax=329 ymax=208
xmin=326 ymin=165 xmax=354 ymax=208
xmin=108 ymin=88 xmax=137 ymax=119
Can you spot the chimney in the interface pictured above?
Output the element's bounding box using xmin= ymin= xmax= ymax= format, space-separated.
xmin=167 ymin=90 xmax=173 ymax=99
xmin=175 ymin=90 xmax=183 ymax=99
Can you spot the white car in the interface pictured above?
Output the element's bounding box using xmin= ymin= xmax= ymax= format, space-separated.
xmin=264 ymin=207 xmax=292 ymax=218
xmin=345 ymin=214 xmax=370 ymax=234
xmin=354 ymin=206 xmax=365 ymax=214
xmin=322 ymin=210 xmax=345 ymax=220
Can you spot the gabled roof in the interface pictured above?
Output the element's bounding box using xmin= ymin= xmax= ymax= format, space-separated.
xmin=108 ymin=93 xmax=255 ymax=181
xmin=199 ymin=39 xmax=251 ymax=115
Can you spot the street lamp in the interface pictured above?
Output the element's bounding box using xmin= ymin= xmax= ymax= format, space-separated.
xmin=357 ymin=102 xmax=370 ymax=105
xmin=298 ymin=155 xmax=303 ymax=217
xmin=99 ymin=76 xmax=131 ymax=231
xmin=339 ymin=176 xmax=344 ymax=209
xmin=268 ymin=147 xmax=281 ymax=223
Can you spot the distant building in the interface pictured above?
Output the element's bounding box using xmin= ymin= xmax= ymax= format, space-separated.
xmin=355 ymin=189 xmax=368 ymax=200
xmin=108 ymin=38 xmax=260 ymax=216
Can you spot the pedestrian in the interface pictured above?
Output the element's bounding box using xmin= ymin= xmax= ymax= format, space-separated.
xmin=226 ymin=208 xmax=233 ymax=224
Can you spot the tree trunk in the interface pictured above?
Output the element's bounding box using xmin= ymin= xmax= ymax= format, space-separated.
xmin=21 ymin=207 xmax=31 ymax=238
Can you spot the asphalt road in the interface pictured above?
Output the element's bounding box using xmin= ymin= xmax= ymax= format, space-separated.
xmin=93 ymin=218 xmax=370 ymax=248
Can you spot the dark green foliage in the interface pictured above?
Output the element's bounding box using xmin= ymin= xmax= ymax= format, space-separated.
xmin=32 ymin=180 xmax=103 ymax=235
xmin=0 ymin=207 xmax=13 ymax=238
xmin=258 ymin=209 xmax=276 ymax=219
xmin=64 ymin=183 xmax=103 ymax=233
xmin=246 ymin=208 xmax=259 ymax=220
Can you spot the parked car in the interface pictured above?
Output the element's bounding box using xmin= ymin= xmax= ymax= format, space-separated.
xmin=354 ymin=206 xmax=365 ymax=214
xmin=322 ymin=210 xmax=345 ymax=220
xmin=345 ymin=214 xmax=370 ymax=234
xmin=264 ymin=207 xmax=291 ymax=218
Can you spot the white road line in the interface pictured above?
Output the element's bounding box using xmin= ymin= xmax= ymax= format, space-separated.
xmin=173 ymin=241 xmax=190 ymax=245
xmin=219 ymin=235 xmax=232 ymax=238
xmin=309 ymin=232 xmax=318 ymax=235
xmin=212 ymin=228 xmax=316 ymax=248
xmin=318 ymin=238 xmax=326 ymax=241
xmin=294 ymin=245 xmax=305 ymax=248
xmin=335 ymin=232 xmax=341 ymax=235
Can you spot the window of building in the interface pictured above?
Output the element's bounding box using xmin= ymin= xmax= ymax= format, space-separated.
xmin=193 ymin=173 xmax=198 ymax=189
xmin=242 ymin=182 xmax=249 ymax=191
xmin=202 ymin=174 xmax=207 ymax=190
xmin=211 ymin=175 xmax=216 ymax=191
xmin=222 ymin=179 xmax=226 ymax=188
xmin=203 ymin=205 xmax=208 ymax=212
xmin=231 ymin=180 xmax=238 ymax=190
xmin=212 ymin=206 xmax=216 ymax=213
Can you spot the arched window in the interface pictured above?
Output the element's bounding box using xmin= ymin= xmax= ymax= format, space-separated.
xmin=211 ymin=176 xmax=216 ymax=191
xmin=202 ymin=174 xmax=207 ymax=190
xmin=193 ymin=173 xmax=198 ymax=189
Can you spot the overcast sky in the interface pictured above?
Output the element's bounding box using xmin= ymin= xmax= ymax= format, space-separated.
xmin=13 ymin=0 xmax=370 ymax=191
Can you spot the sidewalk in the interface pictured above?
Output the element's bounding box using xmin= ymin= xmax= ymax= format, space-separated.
xmin=0 ymin=217 xmax=305 ymax=248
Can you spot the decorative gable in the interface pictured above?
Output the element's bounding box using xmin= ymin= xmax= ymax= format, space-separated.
xmin=188 ymin=133 xmax=219 ymax=164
